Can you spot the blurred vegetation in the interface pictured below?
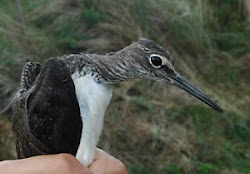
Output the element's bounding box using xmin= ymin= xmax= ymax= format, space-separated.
xmin=0 ymin=0 xmax=249 ymax=173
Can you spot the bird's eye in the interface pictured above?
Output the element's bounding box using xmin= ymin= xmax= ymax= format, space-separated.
xmin=149 ymin=54 xmax=163 ymax=68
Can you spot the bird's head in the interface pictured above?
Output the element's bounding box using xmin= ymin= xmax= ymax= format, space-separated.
xmin=119 ymin=38 xmax=223 ymax=112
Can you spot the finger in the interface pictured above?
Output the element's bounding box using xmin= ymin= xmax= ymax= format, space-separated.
xmin=0 ymin=154 xmax=91 ymax=174
xmin=82 ymin=167 xmax=94 ymax=174
xmin=89 ymin=148 xmax=127 ymax=174
xmin=0 ymin=155 xmax=64 ymax=174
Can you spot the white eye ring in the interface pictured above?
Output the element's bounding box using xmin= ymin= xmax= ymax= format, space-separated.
xmin=149 ymin=54 xmax=164 ymax=69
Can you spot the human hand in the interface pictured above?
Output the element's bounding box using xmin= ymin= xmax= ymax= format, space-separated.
xmin=89 ymin=148 xmax=127 ymax=174
xmin=0 ymin=148 xmax=127 ymax=174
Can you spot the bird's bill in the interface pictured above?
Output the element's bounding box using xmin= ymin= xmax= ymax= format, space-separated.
xmin=169 ymin=75 xmax=223 ymax=113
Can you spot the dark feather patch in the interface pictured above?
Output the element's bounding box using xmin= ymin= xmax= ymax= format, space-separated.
xmin=13 ymin=58 xmax=82 ymax=158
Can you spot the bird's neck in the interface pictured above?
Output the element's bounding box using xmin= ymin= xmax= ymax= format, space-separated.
xmin=62 ymin=47 xmax=146 ymax=84
xmin=93 ymin=48 xmax=148 ymax=84
xmin=93 ymin=55 xmax=134 ymax=84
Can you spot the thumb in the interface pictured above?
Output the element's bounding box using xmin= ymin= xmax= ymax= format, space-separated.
xmin=83 ymin=167 xmax=94 ymax=174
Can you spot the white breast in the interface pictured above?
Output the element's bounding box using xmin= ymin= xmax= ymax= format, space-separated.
xmin=71 ymin=72 xmax=112 ymax=166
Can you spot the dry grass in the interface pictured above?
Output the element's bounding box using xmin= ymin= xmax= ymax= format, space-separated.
xmin=0 ymin=118 xmax=16 ymax=160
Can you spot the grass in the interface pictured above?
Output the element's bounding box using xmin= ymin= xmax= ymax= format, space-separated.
xmin=128 ymin=166 xmax=152 ymax=174
xmin=84 ymin=7 xmax=101 ymax=27
xmin=210 ymin=63 xmax=241 ymax=86
xmin=132 ymin=0 xmax=150 ymax=30
xmin=208 ymin=0 xmax=250 ymax=56
xmin=0 ymin=0 xmax=249 ymax=173
xmin=163 ymin=165 xmax=181 ymax=174
xmin=195 ymin=162 xmax=216 ymax=174
xmin=181 ymin=105 xmax=250 ymax=173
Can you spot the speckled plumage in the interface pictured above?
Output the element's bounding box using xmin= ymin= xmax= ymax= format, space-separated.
xmin=19 ymin=62 xmax=42 ymax=97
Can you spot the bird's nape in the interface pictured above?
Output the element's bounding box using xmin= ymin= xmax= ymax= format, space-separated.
xmin=169 ymin=74 xmax=223 ymax=113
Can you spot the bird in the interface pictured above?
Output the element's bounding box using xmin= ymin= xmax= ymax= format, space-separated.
xmin=12 ymin=38 xmax=223 ymax=167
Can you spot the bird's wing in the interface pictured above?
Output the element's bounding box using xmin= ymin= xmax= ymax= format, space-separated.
xmin=13 ymin=92 xmax=53 ymax=158
xmin=13 ymin=58 xmax=82 ymax=158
